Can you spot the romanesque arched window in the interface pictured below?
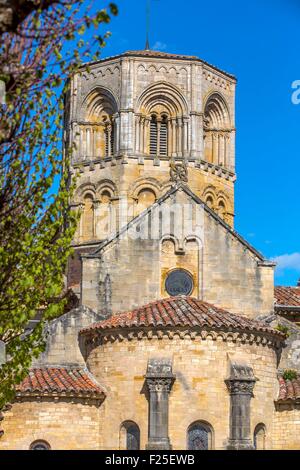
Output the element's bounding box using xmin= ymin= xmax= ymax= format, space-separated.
xmin=82 ymin=193 xmax=94 ymax=241
xmin=217 ymin=200 xmax=226 ymax=219
xmin=30 ymin=440 xmax=51 ymax=450
xmin=96 ymin=189 xmax=112 ymax=239
xmin=136 ymin=82 xmax=188 ymax=158
xmin=120 ymin=421 xmax=140 ymax=450
xmin=254 ymin=423 xmax=266 ymax=450
xmin=187 ymin=421 xmax=213 ymax=450
xmin=203 ymin=93 xmax=231 ymax=167
xmin=206 ymin=195 xmax=214 ymax=209
xmin=136 ymin=188 xmax=156 ymax=214
xmin=79 ymin=88 xmax=118 ymax=160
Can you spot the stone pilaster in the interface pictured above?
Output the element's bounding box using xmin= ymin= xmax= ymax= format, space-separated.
xmin=145 ymin=358 xmax=175 ymax=450
xmin=225 ymin=362 xmax=256 ymax=450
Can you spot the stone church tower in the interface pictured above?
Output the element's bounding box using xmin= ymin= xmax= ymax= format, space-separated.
xmin=66 ymin=50 xmax=238 ymax=311
xmin=1 ymin=50 xmax=300 ymax=451
xmin=67 ymin=49 xmax=236 ymax=234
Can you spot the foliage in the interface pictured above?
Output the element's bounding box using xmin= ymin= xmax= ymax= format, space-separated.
xmin=282 ymin=369 xmax=298 ymax=381
xmin=275 ymin=324 xmax=290 ymax=336
xmin=0 ymin=1 xmax=118 ymax=408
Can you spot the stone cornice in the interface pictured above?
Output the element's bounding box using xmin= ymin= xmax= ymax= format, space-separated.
xmin=71 ymin=155 xmax=236 ymax=185
xmin=14 ymin=392 xmax=104 ymax=406
xmin=76 ymin=50 xmax=236 ymax=82
xmin=84 ymin=325 xmax=284 ymax=350
xmin=275 ymin=305 xmax=300 ymax=312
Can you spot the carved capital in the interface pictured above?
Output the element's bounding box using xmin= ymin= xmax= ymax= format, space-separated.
xmin=225 ymin=362 xmax=256 ymax=396
xmin=146 ymin=377 xmax=174 ymax=393
xmin=226 ymin=378 xmax=256 ymax=396
xmin=145 ymin=358 xmax=175 ymax=394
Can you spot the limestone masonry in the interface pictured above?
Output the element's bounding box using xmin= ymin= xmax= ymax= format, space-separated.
xmin=1 ymin=49 xmax=300 ymax=450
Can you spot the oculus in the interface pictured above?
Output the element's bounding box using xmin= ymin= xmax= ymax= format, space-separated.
xmin=165 ymin=269 xmax=193 ymax=296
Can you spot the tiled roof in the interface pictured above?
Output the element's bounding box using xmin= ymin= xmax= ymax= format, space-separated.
xmin=16 ymin=367 xmax=105 ymax=399
xmin=277 ymin=375 xmax=300 ymax=402
xmin=125 ymin=50 xmax=199 ymax=60
xmin=274 ymin=286 xmax=300 ymax=308
xmin=80 ymin=296 xmax=284 ymax=339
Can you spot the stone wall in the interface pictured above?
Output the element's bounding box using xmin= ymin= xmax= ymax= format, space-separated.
xmin=272 ymin=404 xmax=300 ymax=449
xmin=81 ymin=188 xmax=274 ymax=319
xmin=67 ymin=51 xmax=237 ymax=253
xmin=0 ymin=399 xmax=101 ymax=450
xmin=35 ymin=305 xmax=101 ymax=366
xmin=85 ymin=333 xmax=279 ymax=450
xmin=70 ymin=158 xmax=235 ymax=247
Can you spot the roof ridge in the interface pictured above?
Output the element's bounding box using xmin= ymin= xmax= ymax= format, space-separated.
xmin=78 ymin=49 xmax=237 ymax=81
xmin=87 ymin=185 xmax=267 ymax=263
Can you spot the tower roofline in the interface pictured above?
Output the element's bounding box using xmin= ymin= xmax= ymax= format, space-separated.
xmin=78 ymin=49 xmax=237 ymax=82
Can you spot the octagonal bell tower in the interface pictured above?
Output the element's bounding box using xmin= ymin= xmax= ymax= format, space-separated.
xmin=64 ymin=49 xmax=237 ymax=293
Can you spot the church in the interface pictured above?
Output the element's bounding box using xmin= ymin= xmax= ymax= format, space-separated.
xmin=1 ymin=49 xmax=300 ymax=450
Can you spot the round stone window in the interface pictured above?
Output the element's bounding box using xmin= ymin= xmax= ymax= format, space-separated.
xmin=165 ymin=269 xmax=194 ymax=296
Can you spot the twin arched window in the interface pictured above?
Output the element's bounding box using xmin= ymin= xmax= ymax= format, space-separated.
xmin=81 ymin=189 xmax=113 ymax=242
xmin=82 ymin=193 xmax=94 ymax=241
xmin=78 ymin=89 xmax=117 ymax=160
xmin=187 ymin=421 xmax=213 ymax=450
xmin=203 ymin=93 xmax=231 ymax=168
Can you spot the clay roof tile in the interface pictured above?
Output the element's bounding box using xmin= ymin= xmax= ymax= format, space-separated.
xmin=16 ymin=367 xmax=105 ymax=399
xmin=80 ymin=296 xmax=284 ymax=341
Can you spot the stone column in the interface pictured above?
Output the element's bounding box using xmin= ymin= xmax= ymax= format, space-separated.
xmin=177 ymin=118 xmax=183 ymax=157
xmin=183 ymin=117 xmax=189 ymax=158
xmin=171 ymin=119 xmax=177 ymax=157
xmin=135 ymin=115 xmax=140 ymax=153
xmin=224 ymin=133 xmax=230 ymax=168
xmin=218 ymin=133 xmax=225 ymax=166
xmin=139 ymin=117 xmax=144 ymax=154
xmin=212 ymin=132 xmax=218 ymax=164
xmin=86 ymin=127 xmax=91 ymax=158
xmin=114 ymin=114 xmax=120 ymax=154
xmin=145 ymin=359 xmax=175 ymax=450
xmin=225 ymin=362 xmax=256 ymax=450
xmin=107 ymin=124 xmax=112 ymax=157
xmin=81 ymin=126 xmax=86 ymax=159
xmin=144 ymin=117 xmax=150 ymax=155
xmin=167 ymin=118 xmax=172 ymax=156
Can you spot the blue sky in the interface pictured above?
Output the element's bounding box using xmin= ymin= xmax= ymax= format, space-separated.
xmin=97 ymin=0 xmax=300 ymax=286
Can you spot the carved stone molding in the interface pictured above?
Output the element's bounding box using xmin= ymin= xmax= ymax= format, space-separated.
xmin=170 ymin=161 xmax=188 ymax=184
xmin=87 ymin=326 xmax=284 ymax=350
